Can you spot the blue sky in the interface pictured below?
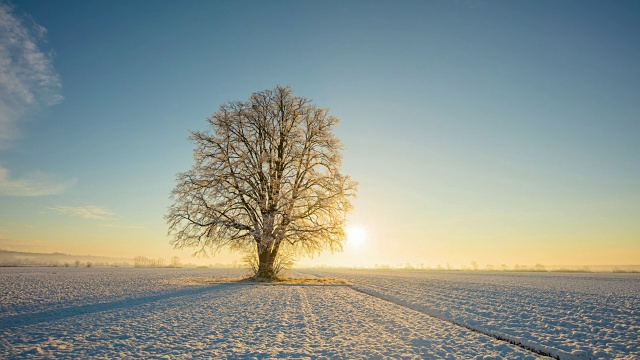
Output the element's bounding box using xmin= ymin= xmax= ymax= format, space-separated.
xmin=1 ymin=0 xmax=639 ymax=266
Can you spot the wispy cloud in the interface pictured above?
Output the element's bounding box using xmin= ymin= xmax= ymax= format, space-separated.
xmin=103 ymin=223 xmax=146 ymax=230
xmin=49 ymin=206 xmax=145 ymax=229
xmin=0 ymin=166 xmax=75 ymax=196
xmin=0 ymin=237 xmax=51 ymax=252
xmin=0 ymin=3 xmax=62 ymax=149
xmin=50 ymin=206 xmax=114 ymax=220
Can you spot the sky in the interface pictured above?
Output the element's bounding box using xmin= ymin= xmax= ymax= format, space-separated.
xmin=0 ymin=0 xmax=638 ymax=268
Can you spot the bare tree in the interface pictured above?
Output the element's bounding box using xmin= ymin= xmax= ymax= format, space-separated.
xmin=134 ymin=256 xmax=146 ymax=268
xmin=170 ymin=256 xmax=181 ymax=268
xmin=167 ymin=86 xmax=357 ymax=280
xmin=242 ymin=243 xmax=296 ymax=278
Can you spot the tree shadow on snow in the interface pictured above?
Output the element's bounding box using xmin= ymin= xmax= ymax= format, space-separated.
xmin=0 ymin=283 xmax=235 ymax=330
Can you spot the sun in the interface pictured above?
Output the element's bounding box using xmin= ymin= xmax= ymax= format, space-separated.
xmin=347 ymin=226 xmax=367 ymax=247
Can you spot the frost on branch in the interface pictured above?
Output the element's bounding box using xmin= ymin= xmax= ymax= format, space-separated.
xmin=166 ymin=86 xmax=357 ymax=280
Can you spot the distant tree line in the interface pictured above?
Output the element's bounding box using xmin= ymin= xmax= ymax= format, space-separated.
xmin=0 ymin=249 xmax=131 ymax=267
xmin=133 ymin=256 xmax=181 ymax=268
xmin=330 ymin=262 xmax=600 ymax=273
xmin=0 ymin=256 xmax=127 ymax=268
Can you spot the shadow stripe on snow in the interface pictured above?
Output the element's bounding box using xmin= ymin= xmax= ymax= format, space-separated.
xmin=348 ymin=285 xmax=592 ymax=360
xmin=0 ymin=283 xmax=240 ymax=330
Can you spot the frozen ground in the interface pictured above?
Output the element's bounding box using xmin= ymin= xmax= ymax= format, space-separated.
xmin=0 ymin=267 xmax=246 ymax=318
xmin=1 ymin=267 xmax=545 ymax=359
xmin=304 ymin=269 xmax=640 ymax=360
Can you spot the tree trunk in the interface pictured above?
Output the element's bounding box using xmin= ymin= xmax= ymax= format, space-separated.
xmin=254 ymin=248 xmax=278 ymax=280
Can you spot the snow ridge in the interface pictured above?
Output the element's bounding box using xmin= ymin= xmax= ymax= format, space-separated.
xmin=349 ymin=284 xmax=589 ymax=360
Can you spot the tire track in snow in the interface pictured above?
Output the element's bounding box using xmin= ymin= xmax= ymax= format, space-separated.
xmin=294 ymin=286 xmax=326 ymax=355
xmin=348 ymin=285 xmax=590 ymax=360
xmin=296 ymin=286 xmax=319 ymax=336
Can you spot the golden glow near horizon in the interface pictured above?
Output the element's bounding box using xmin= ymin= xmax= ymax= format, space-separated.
xmin=347 ymin=226 xmax=367 ymax=247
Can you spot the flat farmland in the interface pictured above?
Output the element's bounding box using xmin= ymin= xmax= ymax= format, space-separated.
xmin=305 ymin=269 xmax=640 ymax=359
xmin=1 ymin=268 xmax=638 ymax=359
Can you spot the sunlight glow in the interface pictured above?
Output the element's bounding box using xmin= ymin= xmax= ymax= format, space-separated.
xmin=347 ymin=226 xmax=367 ymax=247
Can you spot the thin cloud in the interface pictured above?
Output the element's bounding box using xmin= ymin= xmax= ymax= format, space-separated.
xmin=0 ymin=237 xmax=51 ymax=252
xmin=0 ymin=2 xmax=63 ymax=149
xmin=0 ymin=166 xmax=75 ymax=196
xmin=102 ymin=223 xmax=146 ymax=229
xmin=49 ymin=206 xmax=144 ymax=228
xmin=50 ymin=206 xmax=114 ymax=220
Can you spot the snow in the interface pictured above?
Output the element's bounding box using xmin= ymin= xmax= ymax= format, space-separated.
xmin=0 ymin=267 xmax=246 ymax=318
xmin=1 ymin=267 xmax=548 ymax=359
xmin=2 ymin=267 xmax=637 ymax=359
xmin=305 ymin=269 xmax=640 ymax=360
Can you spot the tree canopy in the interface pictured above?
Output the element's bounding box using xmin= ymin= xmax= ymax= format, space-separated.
xmin=166 ymin=86 xmax=357 ymax=279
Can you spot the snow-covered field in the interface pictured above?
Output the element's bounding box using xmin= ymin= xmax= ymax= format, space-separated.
xmin=1 ymin=268 xmax=637 ymax=359
xmin=304 ymin=269 xmax=640 ymax=360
